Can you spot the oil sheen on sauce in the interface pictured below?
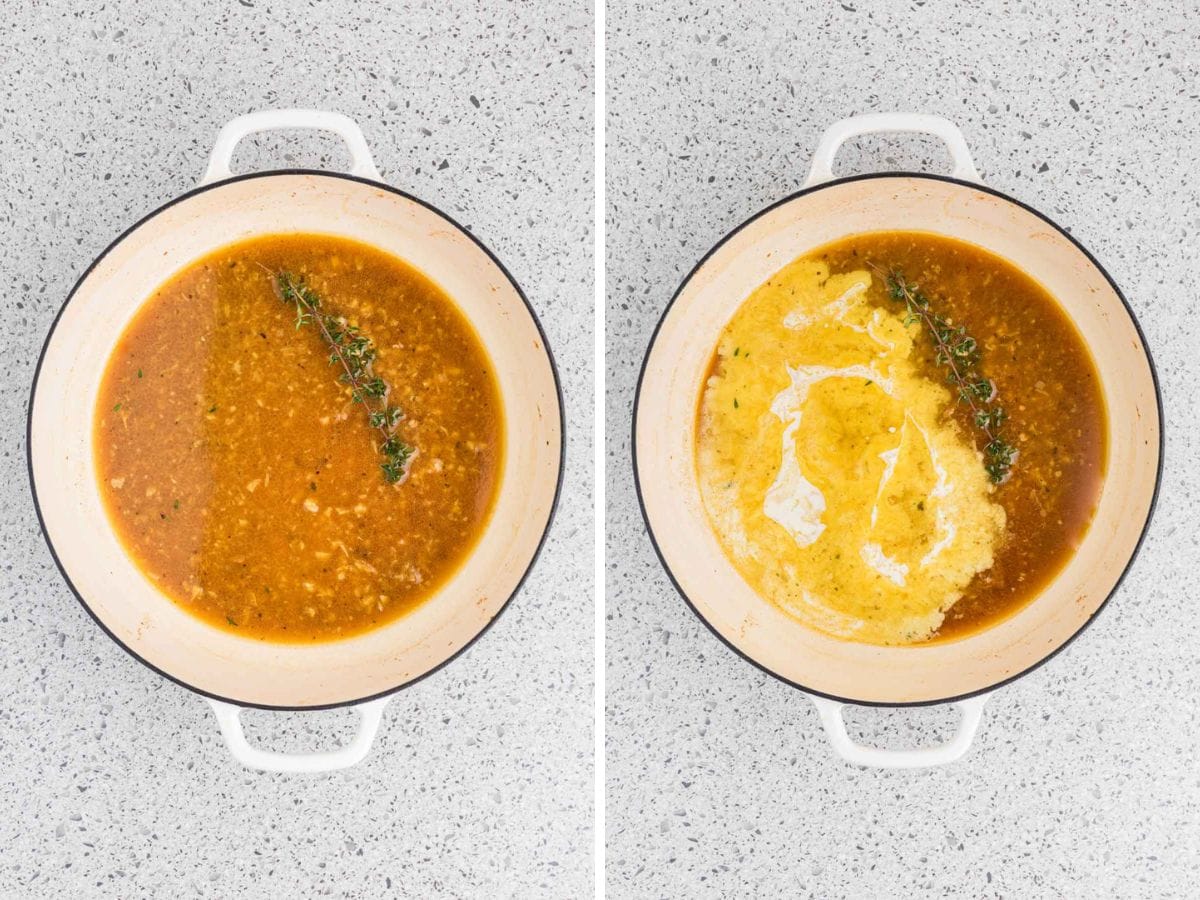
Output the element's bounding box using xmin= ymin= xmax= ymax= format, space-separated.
xmin=695 ymin=231 xmax=1106 ymax=645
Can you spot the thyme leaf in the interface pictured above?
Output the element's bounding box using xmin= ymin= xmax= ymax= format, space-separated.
xmin=261 ymin=267 xmax=416 ymax=484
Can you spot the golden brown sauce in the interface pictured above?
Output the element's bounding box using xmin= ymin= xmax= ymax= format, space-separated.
xmin=94 ymin=234 xmax=503 ymax=642
xmin=696 ymin=231 xmax=1106 ymax=643
xmin=822 ymin=233 xmax=1106 ymax=639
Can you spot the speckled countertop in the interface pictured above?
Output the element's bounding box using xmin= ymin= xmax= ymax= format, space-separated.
xmin=0 ymin=1 xmax=592 ymax=897
xmin=607 ymin=1 xmax=1198 ymax=897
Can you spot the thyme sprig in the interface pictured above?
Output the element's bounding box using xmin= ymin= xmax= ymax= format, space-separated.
xmin=261 ymin=267 xmax=415 ymax=484
xmin=873 ymin=265 xmax=1017 ymax=484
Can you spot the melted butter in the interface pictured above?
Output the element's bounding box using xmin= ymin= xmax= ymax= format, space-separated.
xmin=696 ymin=258 xmax=1006 ymax=645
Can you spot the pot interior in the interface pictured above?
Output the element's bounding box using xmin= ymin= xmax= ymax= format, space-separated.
xmin=31 ymin=173 xmax=562 ymax=708
xmin=636 ymin=175 xmax=1159 ymax=705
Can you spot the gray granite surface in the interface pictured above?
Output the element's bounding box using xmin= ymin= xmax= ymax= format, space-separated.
xmin=606 ymin=1 xmax=1198 ymax=897
xmin=0 ymin=1 xmax=592 ymax=897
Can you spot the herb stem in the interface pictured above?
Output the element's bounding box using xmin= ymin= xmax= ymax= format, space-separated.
xmin=259 ymin=266 xmax=415 ymax=483
xmin=871 ymin=263 xmax=1016 ymax=483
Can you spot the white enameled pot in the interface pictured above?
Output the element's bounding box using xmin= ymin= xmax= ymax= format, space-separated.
xmin=29 ymin=110 xmax=563 ymax=773
xmin=634 ymin=113 xmax=1161 ymax=769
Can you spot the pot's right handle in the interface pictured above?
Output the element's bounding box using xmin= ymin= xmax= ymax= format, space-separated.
xmin=809 ymin=693 xmax=989 ymax=769
xmin=804 ymin=113 xmax=982 ymax=187
xmin=201 ymin=108 xmax=382 ymax=185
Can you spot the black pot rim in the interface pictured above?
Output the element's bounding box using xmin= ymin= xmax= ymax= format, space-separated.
xmin=631 ymin=170 xmax=1164 ymax=709
xmin=27 ymin=168 xmax=566 ymax=712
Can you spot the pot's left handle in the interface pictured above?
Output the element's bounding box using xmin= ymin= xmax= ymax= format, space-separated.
xmin=201 ymin=108 xmax=382 ymax=185
xmin=809 ymin=693 xmax=989 ymax=769
xmin=207 ymin=697 xmax=390 ymax=773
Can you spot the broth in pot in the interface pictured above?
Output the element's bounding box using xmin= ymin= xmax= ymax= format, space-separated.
xmin=94 ymin=233 xmax=504 ymax=643
xmin=696 ymin=231 xmax=1106 ymax=645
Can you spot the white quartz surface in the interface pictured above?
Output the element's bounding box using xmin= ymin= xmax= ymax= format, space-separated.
xmin=606 ymin=1 xmax=1198 ymax=896
xmin=0 ymin=1 xmax=593 ymax=896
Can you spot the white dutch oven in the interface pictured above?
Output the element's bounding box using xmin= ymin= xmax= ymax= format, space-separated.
xmin=29 ymin=110 xmax=563 ymax=772
xmin=634 ymin=114 xmax=1162 ymax=768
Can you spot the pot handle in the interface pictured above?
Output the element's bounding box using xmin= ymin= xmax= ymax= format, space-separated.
xmin=207 ymin=696 xmax=390 ymax=773
xmin=201 ymin=108 xmax=383 ymax=185
xmin=809 ymin=693 xmax=989 ymax=769
xmin=804 ymin=113 xmax=982 ymax=187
